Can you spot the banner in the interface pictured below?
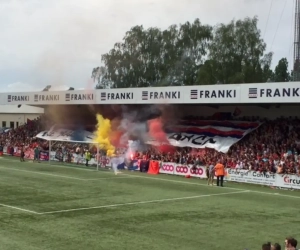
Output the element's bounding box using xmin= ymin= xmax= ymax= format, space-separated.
xmin=173 ymin=164 xmax=190 ymax=176
xmin=160 ymin=162 xmax=207 ymax=178
xmin=160 ymin=163 xmax=175 ymax=174
xmin=128 ymin=160 xmax=140 ymax=171
xmin=190 ymin=166 xmax=206 ymax=178
xmin=159 ymin=162 xmax=279 ymax=185
xmin=139 ymin=160 xmax=149 ymax=172
xmin=225 ymin=169 xmax=276 ymax=186
xmin=39 ymin=151 xmax=49 ymax=161
xmin=147 ymin=121 xmax=261 ymax=153
xmin=148 ymin=160 xmax=160 ymax=175
xmin=275 ymin=174 xmax=300 ymax=190
xmin=36 ymin=125 xmax=95 ymax=142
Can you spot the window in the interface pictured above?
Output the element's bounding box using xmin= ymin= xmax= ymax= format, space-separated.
xmin=16 ymin=122 xmax=19 ymax=128
xmin=10 ymin=122 xmax=14 ymax=128
xmin=2 ymin=121 xmax=6 ymax=128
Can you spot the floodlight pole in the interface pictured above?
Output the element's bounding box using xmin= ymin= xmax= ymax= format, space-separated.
xmin=96 ymin=143 xmax=99 ymax=171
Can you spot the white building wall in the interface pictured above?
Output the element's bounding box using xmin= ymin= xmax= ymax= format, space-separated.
xmin=0 ymin=105 xmax=44 ymax=128
xmin=0 ymin=113 xmax=41 ymax=128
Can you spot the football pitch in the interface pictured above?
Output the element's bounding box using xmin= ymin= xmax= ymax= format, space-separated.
xmin=0 ymin=157 xmax=299 ymax=250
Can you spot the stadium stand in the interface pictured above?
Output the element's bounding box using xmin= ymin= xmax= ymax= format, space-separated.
xmin=1 ymin=116 xmax=299 ymax=175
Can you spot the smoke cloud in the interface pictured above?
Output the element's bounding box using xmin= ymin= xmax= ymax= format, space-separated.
xmin=148 ymin=118 xmax=175 ymax=153
xmin=111 ymin=104 xmax=177 ymax=156
xmin=94 ymin=114 xmax=115 ymax=156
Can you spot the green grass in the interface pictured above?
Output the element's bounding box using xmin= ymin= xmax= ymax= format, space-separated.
xmin=0 ymin=157 xmax=299 ymax=250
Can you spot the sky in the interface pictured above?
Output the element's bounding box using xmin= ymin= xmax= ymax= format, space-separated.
xmin=0 ymin=0 xmax=295 ymax=92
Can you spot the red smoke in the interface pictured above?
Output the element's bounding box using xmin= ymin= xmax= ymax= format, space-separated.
xmin=110 ymin=130 xmax=123 ymax=147
xmin=148 ymin=118 xmax=175 ymax=153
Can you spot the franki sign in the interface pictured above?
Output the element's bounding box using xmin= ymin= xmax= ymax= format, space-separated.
xmin=142 ymin=91 xmax=181 ymax=100
xmin=190 ymin=89 xmax=237 ymax=99
xmin=100 ymin=92 xmax=134 ymax=101
xmin=8 ymin=95 xmax=30 ymax=102
xmin=248 ymin=87 xmax=300 ymax=98
xmin=34 ymin=94 xmax=59 ymax=102
xmin=65 ymin=93 xmax=94 ymax=101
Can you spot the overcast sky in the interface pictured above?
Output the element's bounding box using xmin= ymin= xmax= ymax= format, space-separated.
xmin=0 ymin=0 xmax=295 ymax=92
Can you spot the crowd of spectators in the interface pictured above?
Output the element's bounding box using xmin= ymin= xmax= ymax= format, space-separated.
xmin=131 ymin=117 xmax=300 ymax=175
xmin=1 ymin=115 xmax=300 ymax=175
xmin=0 ymin=116 xmax=46 ymax=149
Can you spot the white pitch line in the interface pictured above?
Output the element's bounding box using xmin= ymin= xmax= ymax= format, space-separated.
xmin=2 ymin=157 xmax=300 ymax=200
xmin=120 ymin=172 xmax=245 ymax=191
xmin=84 ymin=176 xmax=136 ymax=180
xmin=38 ymin=190 xmax=249 ymax=215
xmin=117 ymin=173 xmax=300 ymax=200
xmin=250 ymin=190 xmax=300 ymax=199
xmin=0 ymin=203 xmax=39 ymax=214
xmin=0 ymin=166 xmax=86 ymax=180
xmin=0 ymin=166 xmax=135 ymax=181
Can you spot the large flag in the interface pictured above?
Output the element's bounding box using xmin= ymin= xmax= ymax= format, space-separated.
xmin=36 ymin=125 xmax=95 ymax=142
xmin=147 ymin=120 xmax=261 ymax=153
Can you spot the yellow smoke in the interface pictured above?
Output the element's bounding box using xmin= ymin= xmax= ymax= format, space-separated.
xmin=94 ymin=114 xmax=115 ymax=156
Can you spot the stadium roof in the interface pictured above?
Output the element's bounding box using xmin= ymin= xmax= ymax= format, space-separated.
xmin=0 ymin=82 xmax=299 ymax=105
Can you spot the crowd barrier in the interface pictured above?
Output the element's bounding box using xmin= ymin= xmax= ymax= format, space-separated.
xmin=3 ymin=146 xmax=300 ymax=190
xmin=160 ymin=162 xmax=300 ymax=190
xmin=3 ymin=146 xmax=113 ymax=167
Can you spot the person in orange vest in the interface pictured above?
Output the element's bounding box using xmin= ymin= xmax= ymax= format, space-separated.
xmin=215 ymin=160 xmax=225 ymax=187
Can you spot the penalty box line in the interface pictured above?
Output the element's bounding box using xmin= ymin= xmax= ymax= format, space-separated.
xmin=0 ymin=190 xmax=249 ymax=215
xmin=38 ymin=190 xmax=249 ymax=215
xmin=0 ymin=203 xmax=40 ymax=214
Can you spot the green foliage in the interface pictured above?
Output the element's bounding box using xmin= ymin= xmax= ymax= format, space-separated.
xmin=93 ymin=20 xmax=212 ymax=88
xmin=198 ymin=17 xmax=272 ymax=84
xmin=93 ymin=17 xmax=274 ymax=87
xmin=273 ymin=58 xmax=290 ymax=82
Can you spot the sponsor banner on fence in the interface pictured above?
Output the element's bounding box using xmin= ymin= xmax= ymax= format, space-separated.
xmin=173 ymin=164 xmax=190 ymax=176
xmin=160 ymin=163 xmax=175 ymax=174
xmin=160 ymin=162 xmax=207 ymax=178
xmin=190 ymin=166 xmax=206 ymax=178
xmin=3 ymin=146 xmax=112 ymax=167
xmin=225 ymin=169 xmax=276 ymax=186
xmin=148 ymin=121 xmax=261 ymax=153
xmin=159 ymin=163 xmax=281 ymax=187
xmin=275 ymin=174 xmax=300 ymax=190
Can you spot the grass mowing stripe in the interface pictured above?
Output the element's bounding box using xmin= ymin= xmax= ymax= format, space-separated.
xmin=2 ymin=157 xmax=300 ymax=200
xmin=38 ymin=190 xmax=250 ymax=214
xmin=123 ymin=174 xmax=300 ymax=199
xmin=121 ymin=172 xmax=245 ymax=191
xmin=0 ymin=157 xmax=100 ymax=172
xmin=250 ymin=190 xmax=300 ymax=199
xmin=0 ymin=166 xmax=86 ymax=180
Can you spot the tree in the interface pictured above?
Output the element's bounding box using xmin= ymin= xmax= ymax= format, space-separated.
xmin=93 ymin=19 xmax=212 ymax=88
xmin=197 ymin=17 xmax=273 ymax=84
xmin=91 ymin=66 xmax=112 ymax=89
xmin=93 ymin=16 xmax=274 ymax=87
xmin=273 ymin=58 xmax=290 ymax=82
